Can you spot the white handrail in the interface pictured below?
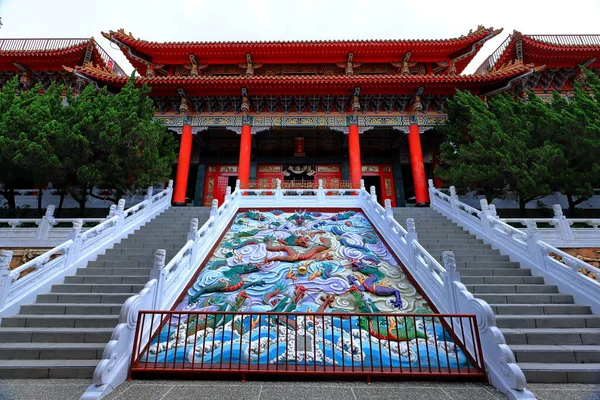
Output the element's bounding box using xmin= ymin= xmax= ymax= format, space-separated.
xmin=83 ymin=178 xmax=533 ymax=400
xmin=428 ymin=179 xmax=600 ymax=315
xmin=0 ymin=181 xmax=174 ymax=320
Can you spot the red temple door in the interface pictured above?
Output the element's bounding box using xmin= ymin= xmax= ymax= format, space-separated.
xmin=314 ymin=164 xmax=342 ymax=189
xmin=361 ymin=164 xmax=396 ymax=207
xmin=204 ymin=164 xmax=238 ymax=206
xmin=256 ymin=165 xmax=283 ymax=189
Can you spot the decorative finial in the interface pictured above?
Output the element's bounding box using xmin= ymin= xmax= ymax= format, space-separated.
xmin=552 ymin=204 xmax=564 ymax=218
xmin=190 ymin=218 xmax=199 ymax=233
xmin=525 ymin=219 xmax=538 ymax=235
xmin=0 ymin=250 xmax=13 ymax=271
xmin=406 ymin=218 xmax=416 ymax=233
xmin=45 ymin=205 xmax=56 ymax=217
xmin=154 ymin=249 xmax=166 ymax=270
xmin=442 ymin=251 xmax=456 ymax=272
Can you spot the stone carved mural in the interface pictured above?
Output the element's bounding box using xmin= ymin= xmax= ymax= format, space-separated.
xmin=144 ymin=210 xmax=470 ymax=370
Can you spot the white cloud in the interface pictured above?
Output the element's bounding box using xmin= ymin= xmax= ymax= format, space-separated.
xmin=1 ymin=0 xmax=599 ymax=74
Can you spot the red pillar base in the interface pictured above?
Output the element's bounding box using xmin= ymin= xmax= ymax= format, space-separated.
xmin=408 ymin=123 xmax=429 ymax=206
xmin=173 ymin=124 xmax=193 ymax=206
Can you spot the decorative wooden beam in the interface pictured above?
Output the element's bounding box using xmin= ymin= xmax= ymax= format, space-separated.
xmin=239 ymin=54 xmax=263 ymax=77
xmin=336 ymin=52 xmax=361 ymax=76
xmin=391 ymin=52 xmax=413 ymax=76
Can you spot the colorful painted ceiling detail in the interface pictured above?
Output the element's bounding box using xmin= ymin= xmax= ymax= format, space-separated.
xmin=143 ymin=210 xmax=471 ymax=370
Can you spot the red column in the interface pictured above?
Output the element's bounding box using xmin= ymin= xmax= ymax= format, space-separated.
xmin=173 ymin=124 xmax=193 ymax=205
xmin=237 ymin=123 xmax=252 ymax=188
xmin=408 ymin=123 xmax=430 ymax=205
xmin=348 ymin=123 xmax=362 ymax=188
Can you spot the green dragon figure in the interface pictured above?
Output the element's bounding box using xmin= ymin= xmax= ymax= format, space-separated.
xmin=188 ymin=263 xmax=265 ymax=304
xmin=222 ymin=228 xmax=261 ymax=250
xmin=186 ymin=291 xmax=250 ymax=336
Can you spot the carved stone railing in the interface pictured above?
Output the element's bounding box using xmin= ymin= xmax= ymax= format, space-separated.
xmin=0 ymin=182 xmax=174 ymax=320
xmin=501 ymin=208 xmax=600 ymax=248
xmin=0 ymin=205 xmax=105 ymax=248
xmin=83 ymin=178 xmax=533 ymax=400
xmin=429 ymin=180 xmax=600 ymax=315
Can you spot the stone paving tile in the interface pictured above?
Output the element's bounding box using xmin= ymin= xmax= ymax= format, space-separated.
xmin=353 ymin=387 xmax=452 ymax=400
xmin=442 ymin=388 xmax=501 ymax=400
xmin=533 ymin=390 xmax=600 ymax=400
xmin=0 ymin=383 xmax=88 ymax=400
xmin=109 ymin=384 xmax=174 ymax=400
xmin=166 ymin=384 xmax=261 ymax=400
xmin=260 ymin=385 xmax=352 ymax=400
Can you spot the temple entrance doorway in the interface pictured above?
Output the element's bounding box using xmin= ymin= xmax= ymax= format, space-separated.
xmin=204 ymin=164 xmax=238 ymax=206
xmin=362 ymin=164 xmax=396 ymax=207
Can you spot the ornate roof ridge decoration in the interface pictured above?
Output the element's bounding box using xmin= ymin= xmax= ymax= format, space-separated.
xmin=0 ymin=38 xmax=91 ymax=54
xmin=0 ymin=37 xmax=125 ymax=77
xmin=103 ymin=26 xmax=498 ymax=47
xmin=477 ymin=31 xmax=600 ymax=74
xmin=71 ymin=60 xmax=532 ymax=83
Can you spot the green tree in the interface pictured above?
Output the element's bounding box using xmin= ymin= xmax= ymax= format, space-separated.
xmin=0 ymin=76 xmax=21 ymax=211
xmin=436 ymin=90 xmax=513 ymax=203
xmin=545 ymin=72 xmax=600 ymax=214
xmin=70 ymin=76 xmax=177 ymax=208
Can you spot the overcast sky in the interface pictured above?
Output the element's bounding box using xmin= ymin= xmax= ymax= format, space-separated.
xmin=2 ymin=0 xmax=600 ymax=74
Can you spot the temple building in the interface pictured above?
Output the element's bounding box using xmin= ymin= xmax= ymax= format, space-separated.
xmin=2 ymin=29 xmax=599 ymax=207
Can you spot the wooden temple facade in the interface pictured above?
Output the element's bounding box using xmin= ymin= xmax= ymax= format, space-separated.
xmin=2 ymin=29 xmax=599 ymax=207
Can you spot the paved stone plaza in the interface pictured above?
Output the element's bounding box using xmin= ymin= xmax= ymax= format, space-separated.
xmin=0 ymin=379 xmax=599 ymax=400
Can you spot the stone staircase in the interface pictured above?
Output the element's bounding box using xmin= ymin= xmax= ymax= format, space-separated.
xmin=0 ymin=206 xmax=209 ymax=379
xmin=393 ymin=207 xmax=600 ymax=384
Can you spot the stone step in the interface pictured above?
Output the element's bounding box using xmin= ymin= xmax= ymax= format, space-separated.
xmin=64 ymin=275 xmax=148 ymax=285
xmin=477 ymin=293 xmax=574 ymax=305
xmin=424 ymin=244 xmax=493 ymax=251
xmin=0 ymin=327 xmax=114 ymax=343
xmin=490 ymin=304 xmax=592 ymax=315
xmin=496 ymin=315 xmax=600 ymax=329
xmin=455 ymin=261 xmax=522 ymax=269
xmin=0 ymin=359 xmax=99 ymax=379
xmin=457 ymin=268 xmax=533 ymax=276
xmin=425 ymin=247 xmax=497 ymax=255
xmin=112 ymin=243 xmax=182 ymax=251
xmin=100 ymin=254 xmax=175 ymax=262
xmin=518 ymin=362 xmax=600 ymax=383
xmin=76 ymin=267 xmax=151 ymax=276
xmin=37 ymin=293 xmax=134 ymax=304
xmin=461 ymin=276 xmax=545 ymax=285
xmin=445 ymin=254 xmax=511 ymax=262
xmin=419 ymin=238 xmax=484 ymax=245
xmin=86 ymin=261 xmax=152 ymax=269
xmin=1 ymin=314 xmax=119 ymax=329
xmin=466 ymin=284 xmax=558 ymax=294
xmin=0 ymin=343 xmax=105 ymax=360
xmin=510 ymin=345 xmax=600 ymax=363
xmin=20 ymin=303 xmax=123 ymax=316
xmin=50 ymin=283 xmax=145 ymax=294
xmin=120 ymin=238 xmax=187 ymax=245
xmin=501 ymin=328 xmax=600 ymax=345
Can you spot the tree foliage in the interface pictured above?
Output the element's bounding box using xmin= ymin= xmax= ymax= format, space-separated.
xmin=437 ymin=70 xmax=600 ymax=214
xmin=0 ymin=75 xmax=177 ymax=215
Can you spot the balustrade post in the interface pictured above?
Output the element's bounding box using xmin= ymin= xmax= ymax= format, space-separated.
xmin=552 ymin=204 xmax=574 ymax=242
xmin=114 ymin=199 xmax=126 ymax=235
xmin=370 ymin=186 xmax=377 ymax=204
xmin=275 ymin=179 xmax=283 ymax=203
xmin=427 ymin=179 xmax=435 ymax=205
xmin=317 ymin=179 xmax=325 ymax=203
xmin=188 ymin=218 xmax=199 ymax=265
xmin=441 ymin=251 xmax=461 ymax=314
xmin=449 ymin=186 xmax=458 ymax=215
xmin=488 ymin=204 xmax=498 ymax=218
xmin=150 ymin=249 xmax=167 ymax=309
xmin=66 ymin=219 xmax=83 ymax=265
xmin=36 ymin=205 xmax=56 ymax=241
xmin=406 ymin=218 xmax=419 ymax=267
xmin=0 ymin=250 xmax=14 ymax=316
xmin=210 ymin=199 xmax=219 ymax=219
xmin=360 ymin=179 xmax=365 ymax=192
xmin=235 ymin=179 xmax=241 ymax=194
xmin=384 ymin=199 xmax=393 ymax=219
xmin=225 ymin=186 xmax=232 ymax=203
xmin=479 ymin=199 xmax=493 ymax=239
xmin=525 ymin=220 xmax=545 ymax=266
xmin=145 ymin=186 xmax=154 ymax=214
xmin=167 ymin=180 xmax=174 ymax=202
xmin=107 ymin=204 xmax=117 ymax=218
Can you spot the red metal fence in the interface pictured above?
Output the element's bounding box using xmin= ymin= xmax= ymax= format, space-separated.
xmin=130 ymin=311 xmax=485 ymax=380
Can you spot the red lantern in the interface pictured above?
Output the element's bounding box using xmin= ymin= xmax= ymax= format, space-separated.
xmin=294 ymin=137 xmax=305 ymax=157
